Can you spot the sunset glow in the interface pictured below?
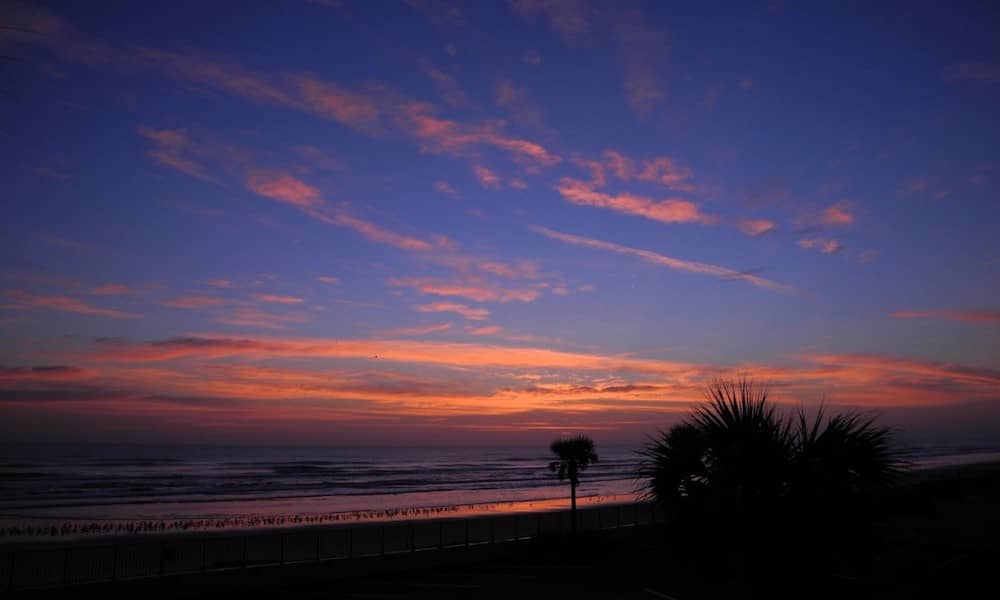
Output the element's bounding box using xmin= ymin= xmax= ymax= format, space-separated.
xmin=2 ymin=1 xmax=997 ymax=446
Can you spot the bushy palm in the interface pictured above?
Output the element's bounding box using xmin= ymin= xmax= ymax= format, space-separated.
xmin=637 ymin=376 xmax=901 ymax=575
xmin=549 ymin=435 xmax=598 ymax=533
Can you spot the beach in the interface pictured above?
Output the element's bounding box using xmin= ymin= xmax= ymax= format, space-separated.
xmin=3 ymin=459 xmax=1000 ymax=598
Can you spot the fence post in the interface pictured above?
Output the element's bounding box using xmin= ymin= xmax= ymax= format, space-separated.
xmin=280 ymin=534 xmax=285 ymax=565
xmin=410 ymin=523 xmax=415 ymax=553
xmin=348 ymin=527 xmax=353 ymax=558
xmin=242 ymin=535 xmax=247 ymax=569
xmin=200 ymin=538 xmax=206 ymax=572
xmin=438 ymin=521 xmax=444 ymax=549
xmin=113 ymin=544 xmax=120 ymax=580
xmin=464 ymin=519 xmax=470 ymax=548
xmin=315 ymin=532 xmax=321 ymax=562
xmin=380 ymin=525 xmax=385 ymax=556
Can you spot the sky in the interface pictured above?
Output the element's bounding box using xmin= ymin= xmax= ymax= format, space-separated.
xmin=1 ymin=0 xmax=998 ymax=447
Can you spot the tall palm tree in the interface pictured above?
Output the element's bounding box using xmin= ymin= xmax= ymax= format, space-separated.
xmin=549 ymin=435 xmax=598 ymax=533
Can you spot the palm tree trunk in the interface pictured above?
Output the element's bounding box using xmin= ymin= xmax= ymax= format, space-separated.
xmin=570 ymin=480 xmax=577 ymax=533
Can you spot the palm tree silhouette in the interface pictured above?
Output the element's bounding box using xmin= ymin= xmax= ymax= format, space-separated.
xmin=637 ymin=376 xmax=901 ymax=581
xmin=549 ymin=435 xmax=598 ymax=533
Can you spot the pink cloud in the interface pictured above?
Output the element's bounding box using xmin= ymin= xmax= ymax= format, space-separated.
xmin=532 ymin=226 xmax=793 ymax=292
xmin=161 ymin=296 xmax=231 ymax=309
xmin=391 ymin=277 xmax=541 ymax=303
xmin=466 ymin=325 xmax=503 ymax=336
xmin=943 ymin=63 xmax=1000 ymax=83
xmin=797 ymin=237 xmax=844 ymax=254
xmin=253 ymin=294 xmax=304 ymax=305
xmin=215 ymin=308 xmax=309 ymax=331
xmin=137 ymin=126 xmax=220 ymax=184
xmin=206 ymin=279 xmax=232 ymax=288
xmin=3 ymin=290 xmax=140 ymax=319
xmin=245 ymin=173 xmax=322 ymax=209
xmin=377 ymin=322 xmax=454 ymax=337
xmin=736 ymin=219 xmax=777 ymax=236
xmin=434 ymin=181 xmax=459 ymax=197
xmin=819 ymin=203 xmax=855 ymax=226
xmin=890 ymin=310 xmax=1000 ymax=324
xmin=91 ymin=284 xmax=133 ymax=296
xmin=508 ymin=0 xmax=590 ymax=45
xmin=425 ymin=67 xmax=467 ymax=107
xmin=416 ymin=302 xmax=490 ymax=321
xmin=473 ymin=165 xmax=502 ymax=189
xmin=316 ymin=276 xmax=339 ymax=285
xmin=555 ymin=178 xmax=713 ymax=225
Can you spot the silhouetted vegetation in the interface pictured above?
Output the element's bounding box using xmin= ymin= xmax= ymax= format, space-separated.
xmin=637 ymin=376 xmax=902 ymax=590
xmin=549 ymin=435 xmax=598 ymax=533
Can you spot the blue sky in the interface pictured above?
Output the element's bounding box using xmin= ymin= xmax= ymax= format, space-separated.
xmin=1 ymin=0 xmax=997 ymax=446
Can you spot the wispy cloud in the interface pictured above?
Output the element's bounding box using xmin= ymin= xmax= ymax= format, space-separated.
xmin=377 ymin=322 xmax=454 ymax=337
xmin=316 ymin=276 xmax=339 ymax=285
xmin=890 ymin=310 xmax=1000 ymax=324
xmin=137 ymin=126 xmax=221 ymax=184
xmin=466 ymin=325 xmax=503 ymax=336
xmin=416 ymin=302 xmax=490 ymax=320
xmin=3 ymin=290 xmax=141 ymax=319
xmin=215 ymin=308 xmax=310 ymax=330
xmin=943 ymin=63 xmax=1000 ymax=83
xmin=245 ymin=173 xmax=322 ymax=209
xmin=90 ymin=284 xmax=133 ymax=296
xmin=473 ymin=165 xmax=502 ymax=189
xmin=555 ymin=178 xmax=713 ymax=225
xmin=161 ymin=296 xmax=231 ymax=309
xmin=245 ymin=171 xmax=452 ymax=252
xmin=425 ymin=67 xmax=467 ymax=107
xmin=391 ymin=277 xmax=541 ymax=303
xmin=736 ymin=218 xmax=777 ymax=237
xmin=252 ymin=294 xmax=304 ymax=305
xmin=434 ymin=180 xmax=459 ymax=197
xmin=206 ymin=279 xmax=233 ymax=288
xmin=508 ymin=0 xmax=591 ymax=45
xmin=797 ymin=237 xmax=844 ymax=254
xmin=532 ymin=226 xmax=793 ymax=292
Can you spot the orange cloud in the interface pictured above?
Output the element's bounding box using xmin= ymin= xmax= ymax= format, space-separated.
xmin=532 ymin=226 xmax=793 ymax=292
xmin=473 ymin=165 xmax=502 ymax=189
xmin=555 ymin=178 xmax=712 ymax=225
xmin=890 ymin=310 xmax=1000 ymax=324
xmin=3 ymin=290 xmax=140 ymax=319
xmin=416 ymin=303 xmax=490 ymax=321
xmin=252 ymin=294 xmax=304 ymax=305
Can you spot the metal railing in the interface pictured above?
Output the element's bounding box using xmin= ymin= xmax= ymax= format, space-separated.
xmin=0 ymin=502 xmax=662 ymax=592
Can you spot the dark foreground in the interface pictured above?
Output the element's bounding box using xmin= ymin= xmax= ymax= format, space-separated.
xmin=10 ymin=462 xmax=1000 ymax=600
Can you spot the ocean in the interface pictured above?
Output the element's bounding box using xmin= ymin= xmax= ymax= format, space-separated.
xmin=2 ymin=443 xmax=998 ymax=540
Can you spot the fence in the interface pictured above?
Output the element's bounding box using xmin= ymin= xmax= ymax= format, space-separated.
xmin=0 ymin=501 xmax=662 ymax=592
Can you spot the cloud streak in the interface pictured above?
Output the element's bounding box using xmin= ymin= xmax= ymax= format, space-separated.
xmin=531 ymin=226 xmax=793 ymax=292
